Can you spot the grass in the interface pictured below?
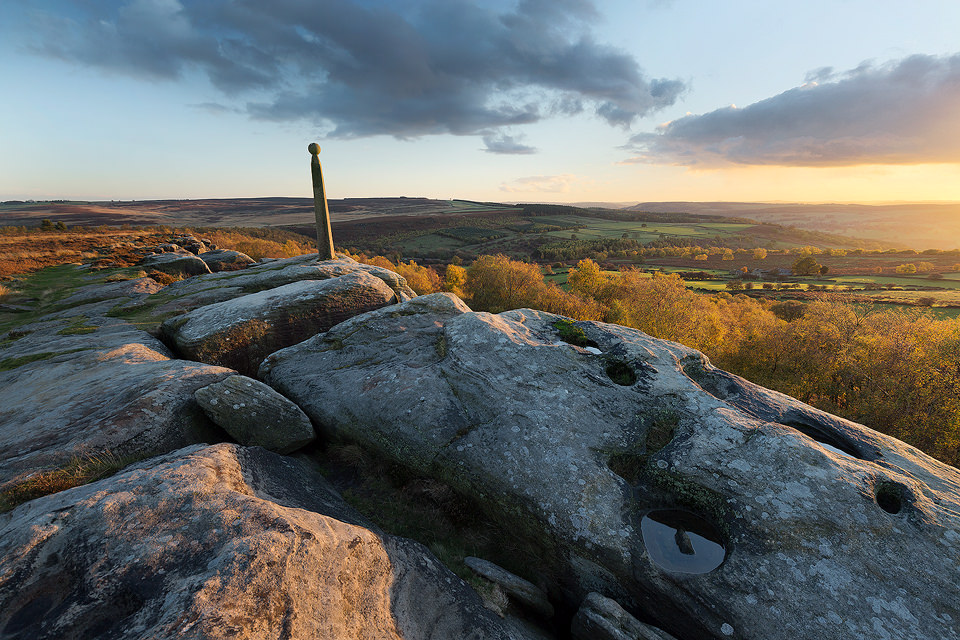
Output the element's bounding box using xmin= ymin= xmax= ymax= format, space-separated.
xmin=0 ymin=348 xmax=89 ymax=372
xmin=0 ymin=451 xmax=144 ymax=513
xmin=57 ymin=316 xmax=98 ymax=335
xmin=552 ymin=319 xmax=598 ymax=348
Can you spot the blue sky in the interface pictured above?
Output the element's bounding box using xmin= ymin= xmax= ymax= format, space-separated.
xmin=2 ymin=0 xmax=960 ymax=203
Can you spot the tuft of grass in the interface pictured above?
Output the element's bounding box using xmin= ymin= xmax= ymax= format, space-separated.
xmin=0 ymin=451 xmax=144 ymax=513
xmin=552 ymin=318 xmax=599 ymax=348
xmin=57 ymin=316 xmax=98 ymax=336
xmin=104 ymin=269 xmax=148 ymax=283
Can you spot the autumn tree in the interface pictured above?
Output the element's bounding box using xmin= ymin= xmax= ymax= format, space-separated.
xmin=443 ymin=264 xmax=468 ymax=298
xmin=791 ymin=256 xmax=823 ymax=276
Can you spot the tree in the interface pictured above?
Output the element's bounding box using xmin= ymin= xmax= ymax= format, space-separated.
xmin=443 ymin=264 xmax=468 ymax=298
xmin=54 ymin=221 xmax=67 ymax=231
xmin=791 ymin=256 xmax=823 ymax=276
xmin=395 ymin=261 xmax=440 ymax=295
xmin=895 ymin=263 xmax=918 ymax=274
xmin=467 ymin=254 xmax=548 ymax=312
xmin=39 ymin=219 xmax=54 ymax=231
xmin=753 ymin=248 xmax=767 ymax=260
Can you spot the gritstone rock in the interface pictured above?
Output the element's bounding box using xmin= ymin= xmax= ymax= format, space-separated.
xmin=194 ymin=375 xmax=315 ymax=454
xmin=0 ymin=318 xmax=231 ymax=488
xmin=571 ymin=592 xmax=678 ymax=640
xmin=145 ymin=254 xmax=416 ymax=316
xmin=260 ymin=292 xmax=960 ymax=640
xmin=0 ymin=443 xmax=533 ymax=640
xmin=139 ymin=251 xmax=211 ymax=277
xmin=464 ymin=556 xmax=554 ymax=618
xmin=161 ymin=271 xmax=398 ymax=377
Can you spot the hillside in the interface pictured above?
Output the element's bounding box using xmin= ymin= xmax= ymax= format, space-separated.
xmin=1 ymin=245 xmax=958 ymax=640
xmin=0 ymin=197 xmax=516 ymax=228
xmin=624 ymin=201 xmax=960 ymax=250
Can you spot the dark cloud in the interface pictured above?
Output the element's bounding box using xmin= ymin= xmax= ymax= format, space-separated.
xmin=482 ymin=132 xmax=536 ymax=154
xmin=625 ymin=54 xmax=960 ymax=167
xmin=27 ymin=0 xmax=683 ymax=147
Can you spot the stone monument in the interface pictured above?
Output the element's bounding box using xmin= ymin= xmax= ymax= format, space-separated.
xmin=308 ymin=143 xmax=336 ymax=260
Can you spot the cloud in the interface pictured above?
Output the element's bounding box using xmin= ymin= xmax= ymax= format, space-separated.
xmin=500 ymin=174 xmax=581 ymax=193
xmin=626 ymin=53 xmax=960 ymax=167
xmin=26 ymin=0 xmax=683 ymax=144
xmin=482 ymin=132 xmax=537 ymax=154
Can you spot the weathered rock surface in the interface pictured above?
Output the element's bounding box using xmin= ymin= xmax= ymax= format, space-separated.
xmin=0 ymin=317 xmax=231 ymax=487
xmin=199 ymin=249 xmax=255 ymax=272
xmin=571 ymin=592 xmax=678 ymax=640
xmin=261 ymin=292 xmax=960 ymax=640
xmin=0 ymin=443 xmax=531 ymax=640
xmin=58 ymin=277 xmax=164 ymax=306
xmin=146 ymin=254 xmax=415 ymax=316
xmin=465 ymin=556 xmax=554 ymax=618
xmin=139 ymin=251 xmax=211 ymax=277
xmin=162 ymin=271 xmax=398 ymax=376
xmin=194 ymin=375 xmax=315 ymax=453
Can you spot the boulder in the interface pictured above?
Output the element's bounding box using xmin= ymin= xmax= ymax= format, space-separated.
xmin=139 ymin=251 xmax=211 ymax=277
xmin=571 ymin=593 xmax=678 ymax=640
xmin=260 ymin=293 xmax=960 ymax=640
xmin=194 ymin=375 xmax=315 ymax=454
xmin=0 ymin=318 xmax=231 ymax=487
xmin=146 ymin=254 xmax=415 ymax=316
xmin=199 ymin=249 xmax=256 ymax=272
xmin=161 ymin=271 xmax=397 ymax=376
xmin=0 ymin=443 xmax=532 ymax=640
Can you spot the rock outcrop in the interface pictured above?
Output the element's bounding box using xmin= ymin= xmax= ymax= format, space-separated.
xmin=194 ymin=375 xmax=315 ymax=454
xmin=162 ymin=271 xmax=398 ymax=376
xmin=260 ymin=293 xmax=960 ymax=640
xmin=0 ymin=444 xmax=531 ymax=640
xmin=145 ymin=254 xmax=415 ymax=316
xmin=0 ymin=317 xmax=232 ymax=487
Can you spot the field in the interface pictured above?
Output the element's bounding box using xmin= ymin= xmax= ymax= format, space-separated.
xmin=0 ymin=197 xmax=516 ymax=229
xmin=4 ymin=197 xmax=959 ymax=317
xmin=625 ymin=201 xmax=960 ymax=250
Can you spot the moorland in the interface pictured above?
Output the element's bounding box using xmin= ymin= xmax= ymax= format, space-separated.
xmin=2 ymin=197 xmax=959 ymax=467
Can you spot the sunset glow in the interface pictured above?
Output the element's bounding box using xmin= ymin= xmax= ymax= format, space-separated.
xmin=1 ymin=0 xmax=959 ymax=205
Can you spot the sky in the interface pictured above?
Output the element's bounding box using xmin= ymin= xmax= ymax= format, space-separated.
xmin=2 ymin=0 xmax=960 ymax=204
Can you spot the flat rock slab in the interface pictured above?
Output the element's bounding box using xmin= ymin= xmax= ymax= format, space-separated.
xmin=162 ymin=271 xmax=398 ymax=376
xmin=194 ymin=375 xmax=315 ymax=454
xmin=145 ymin=254 xmax=416 ymax=316
xmin=0 ymin=443 xmax=530 ymax=640
xmin=58 ymin=277 xmax=164 ymax=306
xmin=0 ymin=318 xmax=232 ymax=487
xmin=261 ymin=293 xmax=960 ymax=640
